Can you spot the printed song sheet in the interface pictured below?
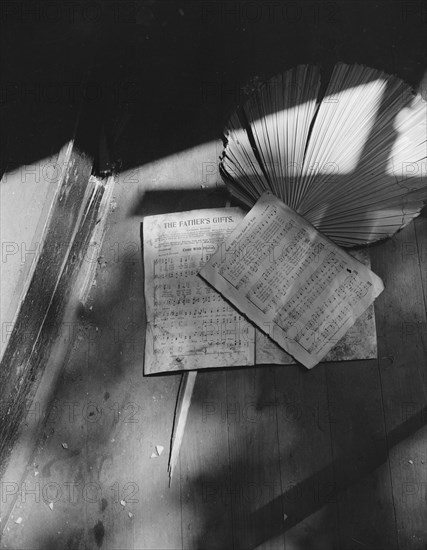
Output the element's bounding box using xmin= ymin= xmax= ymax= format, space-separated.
xmin=255 ymin=248 xmax=378 ymax=364
xmin=143 ymin=208 xmax=255 ymax=374
xmin=199 ymin=192 xmax=384 ymax=369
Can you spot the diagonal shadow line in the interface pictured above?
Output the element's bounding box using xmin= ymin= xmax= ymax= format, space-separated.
xmin=342 ymin=73 xmax=422 ymax=222
xmin=350 ymin=66 xmax=426 ymax=181
xmin=349 ymin=73 xmax=401 ymax=174
xmin=299 ymin=71 xmax=421 ymax=216
xmin=246 ymin=406 xmax=427 ymax=549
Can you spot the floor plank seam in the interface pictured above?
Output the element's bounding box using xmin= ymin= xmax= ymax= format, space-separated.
xmin=324 ymin=364 xmax=341 ymax=550
xmin=271 ymin=366 xmax=286 ymax=550
xmin=376 ymin=356 xmax=400 ymax=550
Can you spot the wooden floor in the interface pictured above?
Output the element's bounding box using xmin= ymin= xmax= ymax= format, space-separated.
xmin=1 ymin=149 xmax=426 ymax=548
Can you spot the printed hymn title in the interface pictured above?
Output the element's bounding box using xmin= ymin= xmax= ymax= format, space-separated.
xmin=164 ymin=216 xmax=234 ymax=229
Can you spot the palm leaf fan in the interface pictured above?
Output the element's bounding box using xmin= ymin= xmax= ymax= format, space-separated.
xmin=220 ymin=63 xmax=426 ymax=247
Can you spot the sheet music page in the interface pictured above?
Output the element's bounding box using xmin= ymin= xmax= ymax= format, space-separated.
xmin=255 ymin=249 xmax=378 ymax=364
xmin=143 ymin=208 xmax=255 ymax=374
xmin=199 ymin=192 xmax=384 ymax=369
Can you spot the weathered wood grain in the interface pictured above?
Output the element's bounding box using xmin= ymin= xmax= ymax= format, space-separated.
xmin=326 ymin=360 xmax=398 ymax=550
xmin=180 ymin=370 xmax=234 ymax=549
xmin=226 ymin=366 xmax=284 ymax=550
xmin=0 ymin=142 xmax=95 ymax=479
xmin=414 ymin=214 xmax=427 ymax=310
xmin=274 ymin=364 xmax=339 ymax=549
xmin=371 ymin=222 xmax=427 ymax=550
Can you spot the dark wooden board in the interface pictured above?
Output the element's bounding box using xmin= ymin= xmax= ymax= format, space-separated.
xmin=326 ymin=360 xmax=398 ymax=549
xmin=414 ymin=215 xmax=427 ymax=310
xmin=274 ymin=364 xmax=339 ymax=549
xmin=225 ymin=366 xmax=284 ymax=550
xmin=0 ymin=143 xmax=95 ymax=478
xmin=180 ymin=370 xmax=234 ymax=549
xmin=371 ymin=222 xmax=427 ymax=550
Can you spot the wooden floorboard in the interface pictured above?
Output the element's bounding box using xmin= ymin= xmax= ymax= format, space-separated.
xmin=180 ymin=370 xmax=234 ymax=550
xmin=326 ymin=360 xmax=398 ymax=550
xmin=226 ymin=366 xmax=284 ymax=550
xmin=414 ymin=215 xmax=427 ymax=311
xmin=275 ymin=364 xmax=339 ymax=550
xmin=371 ymin=222 xmax=427 ymax=550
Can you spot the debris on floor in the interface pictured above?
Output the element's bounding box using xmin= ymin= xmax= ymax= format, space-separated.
xmin=150 ymin=445 xmax=165 ymax=458
xmin=156 ymin=445 xmax=164 ymax=456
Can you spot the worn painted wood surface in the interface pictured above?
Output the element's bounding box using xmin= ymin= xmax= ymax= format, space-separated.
xmin=0 ymin=142 xmax=96 ymax=478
